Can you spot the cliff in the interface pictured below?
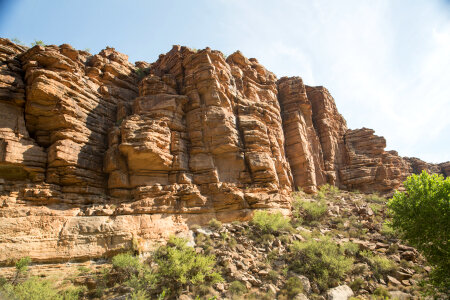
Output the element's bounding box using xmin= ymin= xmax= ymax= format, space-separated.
xmin=0 ymin=38 xmax=447 ymax=263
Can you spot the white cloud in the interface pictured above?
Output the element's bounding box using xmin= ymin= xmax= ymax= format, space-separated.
xmin=216 ymin=0 xmax=450 ymax=162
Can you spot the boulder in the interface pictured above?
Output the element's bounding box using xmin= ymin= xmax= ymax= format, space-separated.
xmin=326 ymin=285 xmax=354 ymax=300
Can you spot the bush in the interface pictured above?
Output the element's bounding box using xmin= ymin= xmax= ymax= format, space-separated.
xmin=289 ymin=237 xmax=353 ymax=291
xmin=229 ymin=280 xmax=247 ymax=295
xmin=251 ymin=211 xmax=292 ymax=233
xmin=112 ymin=253 xmax=141 ymax=270
xmin=11 ymin=38 xmax=26 ymax=46
xmin=349 ymin=277 xmax=365 ymax=292
xmin=208 ymin=218 xmax=222 ymax=230
xmin=365 ymin=194 xmax=386 ymax=204
xmin=380 ymin=221 xmax=398 ymax=239
xmin=1 ymin=277 xmax=61 ymax=300
xmin=360 ymin=251 xmax=397 ymax=279
xmin=387 ymin=171 xmax=449 ymax=289
xmin=135 ymin=67 xmax=150 ymax=80
xmin=369 ymin=203 xmax=383 ymax=215
xmin=283 ymin=277 xmax=304 ymax=298
xmin=268 ymin=270 xmax=278 ymax=283
xmin=153 ymin=236 xmax=223 ymax=296
xmin=372 ymin=286 xmax=391 ymax=298
xmin=128 ymin=289 xmax=149 ymax=300
xmin=13 ymin=256 xmax=31 ymax=283
xmin=342 ymin=242 xmax=360 ymax=256
xmin=15 ymin=256 xmax=31 ymax=273
xmin=319 ymin=184 xmax=339 ymax=195
xmin=293 ymin=198 xmax=327 ymax=224
xmin=31 ymin=40 xmax=46 ymax=47
xmin=111 ymin=253 xmax=142 ymax=282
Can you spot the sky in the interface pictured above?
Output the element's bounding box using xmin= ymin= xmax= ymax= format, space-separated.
xmin=1 ymin=0 xmax=449 ymax=163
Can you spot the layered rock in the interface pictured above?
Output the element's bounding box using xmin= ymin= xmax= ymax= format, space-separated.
xmin=0 ymin=39 xmax=46 ymax=182
xmin=277 ymin=78 xmax=349 ymax=192
xmin=17 ymin=44 xmax=139 ymax=202
xmin=103 ymin=47 xmax=293 ymax=216
xmin=340 ymin=128 xmax=412 ymax=193
xmin=0 ymin=39 xmax=447 ymax=263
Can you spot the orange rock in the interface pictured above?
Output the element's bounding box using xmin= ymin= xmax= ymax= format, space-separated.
xmin=0 ymin=39 xmax=447 ymax=263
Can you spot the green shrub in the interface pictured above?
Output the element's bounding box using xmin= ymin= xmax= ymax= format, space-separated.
xmin=386 ymin=244 xmax=399 ymax=255
xmin=349 ymin=277 xmax=365 ymax=292
xmin=361 ymin=251 xmax=397 ymax=279
xmin=251 ymin=211 xmax=292 ymax=233
xmin=369 ymin=203 xmax=383 ymax=215
xmin=372 ymin=286 xmax=391 ymax=298
xmin=31 ymin=40 xmax=46 ymax=47
xmin=342 ymin=242 xmax=360 ymax=256
xmin=228 ymin=280 xmax=247 ymax=295
xmin=11 ymin=38 xmax=26 ymax=46
xmin=135 ymin=67 xmax=150 ymax=80
xmin=294 ymin=198 xmax=327 ymax=223
xmin=268 ymin=270 xmax=278 ymax=283
xmin=77 ymin=266 xmax=90 ymax=275
xmin=319 ymin=184 xmax=339 ymax=195
xmin=128 ymin=289 xmax=149 ymax=300
xmin=0 ymin=276 xmax=7 ymax=287
xmin=111 ymin=253 xmax=142 ymax=282
xmin=1 ymin=277 xmax=61 ymax=300
xmin=261 ymin=233 xmax=275 ymax=244
xmin=13 ymin=256 xmax=31 ymax=283
xmin=283 ymin=277 xmax=304 ymax=298
xmin=365 ymin=194 xmax=386 ymax=204
xmin=16 ymin=257 xmax=31 ymax=273
xmin=112 ymin=253 xmax=141 ymax=270
xmin=61 ymin=286 xmax=86 ymax=300
xmin=153 ymin=236 xmax=223 ymax=296
xmin=208 ymin=218 xmax=222 ymax=230
xmin=380 ymin=221 xmax=398 ymax=239
xmin=289 ymin=237 xmax=353 ymax=291
xmin=387 ymin=171 xmax=449 ymax=290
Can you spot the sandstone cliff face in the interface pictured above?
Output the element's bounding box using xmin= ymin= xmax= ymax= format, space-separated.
xmin=0 ymin=38 xmax=447 ymax=263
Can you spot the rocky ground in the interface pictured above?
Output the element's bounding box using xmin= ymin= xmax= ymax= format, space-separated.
xmin=1 ymin=186 xmax=446 ymax=300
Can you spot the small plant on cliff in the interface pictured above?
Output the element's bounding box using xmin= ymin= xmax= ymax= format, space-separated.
xmin=251 ymin=211 xmax=292 ymax=234
xmin=11 ymin=38 xmax=26 ymax=46
xmin=387 ymin=171 xmax=450 ymax=290
xmin=135 ymin=67 xmax=150 ymax=80
xmin=13 ymin=257 xmax=31 ymax=283
xmin=31 ymin=39 xmax=46 ymax=47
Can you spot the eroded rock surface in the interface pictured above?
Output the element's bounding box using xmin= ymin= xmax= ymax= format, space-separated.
xmin=0 ymin=38 xmax=447 ymax=263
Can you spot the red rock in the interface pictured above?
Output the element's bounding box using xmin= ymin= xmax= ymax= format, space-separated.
xmin=0 ymin=39 xmax=447 ymax=263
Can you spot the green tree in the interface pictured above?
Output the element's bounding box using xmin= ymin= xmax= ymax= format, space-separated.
xmin=387 ymin=171 xmax=449 ymax=290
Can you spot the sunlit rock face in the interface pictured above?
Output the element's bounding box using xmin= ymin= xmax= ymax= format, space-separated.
xmin=0 ymin=39 xmax=447 ymax=263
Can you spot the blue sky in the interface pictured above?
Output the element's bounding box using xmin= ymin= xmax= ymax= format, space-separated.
xmin=1 ymin=0 xmax=449 ymax=163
